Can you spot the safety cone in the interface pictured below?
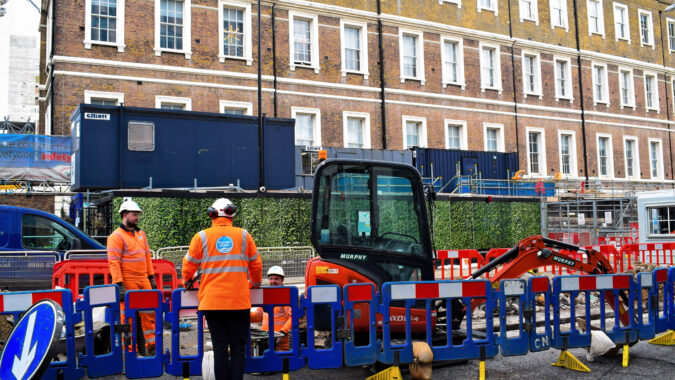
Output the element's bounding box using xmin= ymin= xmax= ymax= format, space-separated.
xmin=649 ymin=330 xmax=675 ymax=345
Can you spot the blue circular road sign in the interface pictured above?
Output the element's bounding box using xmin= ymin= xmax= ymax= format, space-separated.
xmin=0 ymin=299 xmax=64 ymax=380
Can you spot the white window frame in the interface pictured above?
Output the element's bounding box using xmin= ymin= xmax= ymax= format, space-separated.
xmin=596 ymin=133 xmax=614 ymax=179
xmin=342 ymin=111 xmax=371 ymax=149
xmin=648 ymin=138 xmax=665 ymax=180
xmin=289 ymin=11 xmax=320 ymax=73
xmin=557 ymin=130 xmax=578 ymax=177
xmin=623 ymin=135 xmax=640 ymax=180
xmin=219 ymin=100 xmax=253 ymax=115
xmin=519 ymin=0 xmax=538 ymax=25
xmin=479 ymin=42 xmax=502 ymax=93
xmin=613 ymin=3 xmax=630 ymax=43
xmin=477 ymin=0 xmax=498 ymax=15
xmin=667 ymin=17 xmax=675 ymax=53
xmin=401 ymin=116 xmax=428 ymax=149
xmin=439 ymin=0 xmax=461 ymax=6
xmin=340 ymin=20 xmax=369 ymax=78
xmin=440 ymin=36 xmax=465 ymax=89
xmin=291 ymin=107 xmax=322 ymax=147
xmin=618 ymin=67 xmax=635 ymax=109
xmin=84 ymin=0 xmax=126 ymax=52
xmin=521 ymin=51 xmax=542 ymax=98
xmin=483 ymin=122 xmax=505 ymax=152
xmin=554 ymin=56 xmax=574 ymax=102
xmin=155 ymin=95 xmax=192 ymax=110
xmin=399 ymin=29 xmax=426 ymax=84
xmin=644 ymin=71 xmax=660 ymax=112
xmin=638 ymin=9 xmax=655 ymax=48
xmin=218 ymin=0 xmax=252 ymax=65
xmin=587 ymin=0 xmax=605 ymax=38
xmin=84 ymin=90 xmax=124 ymax=105
xmin=592 ymin=62 xmax=610 ymax=106
xmin=526 ymin=127 xmax=547 ymax=177
xmin=154 ymin=0 xmax=192 ymax=59
xmin=444 ymin=119 xmax=468 ymax=150
xmin=550 ymin=0 xmax=568 ymax=30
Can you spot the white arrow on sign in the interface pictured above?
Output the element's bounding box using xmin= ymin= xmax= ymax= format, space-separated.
xmin=12 ymin=311 xmax=38 ymax=380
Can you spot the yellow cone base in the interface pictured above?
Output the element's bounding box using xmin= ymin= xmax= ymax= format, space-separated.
xmin=551 ymin=350 xmax=590 ymax=373
xmin=649 ymin=330 xmax=675 ymax=346
xmin=366 ymin=365 xmax=403 ymax=380
xmin=622 ymin=344 xmax=629 ymax=367
xmin=479 ymin=360 xmax=486 ymax=380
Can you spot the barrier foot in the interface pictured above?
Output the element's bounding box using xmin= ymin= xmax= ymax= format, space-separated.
xmin=552 ymin=351 xmax=590 ymax=373
xmin=366 ymin=366 xmax=403 ymax=380
xmin=479 ymin=346 xmax=486 ymax=380
xmin=622 ymin=344 xmax=629 ymax=367
xmin=283 ymin=357 xmax=290 ymax=380
xmin=649 ymin=330 xmax=675 ymax=346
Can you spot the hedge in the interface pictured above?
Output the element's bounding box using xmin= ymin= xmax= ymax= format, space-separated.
xmin=113 ymin=197 xmax=540 ymax=251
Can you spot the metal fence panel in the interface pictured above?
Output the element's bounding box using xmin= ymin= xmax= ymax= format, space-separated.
xmin=0 ymin=252 xmax=60 ymax=291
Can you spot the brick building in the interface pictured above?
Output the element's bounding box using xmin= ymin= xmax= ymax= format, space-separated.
xmin=39 ymin=0 xmax=675 ymax=185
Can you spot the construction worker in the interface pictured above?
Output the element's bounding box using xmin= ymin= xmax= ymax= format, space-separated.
xmin=107 ymin=198 xmax=156 ymax=356
xmin=250 ymin=266 xmax=292 ymax=351
xmin=183 ymin=198 xmax=262 ymax=380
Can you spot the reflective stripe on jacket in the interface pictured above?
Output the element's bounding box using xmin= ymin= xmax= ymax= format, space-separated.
xmin=107 ymin=226 xmax=154 ymax=283
xmin=182 ymin=218 xmax=263 ymax=310
xmin=250 ymin=305 xmax=292 ymax=333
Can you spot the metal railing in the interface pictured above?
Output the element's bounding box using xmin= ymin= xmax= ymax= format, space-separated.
xmin=64 ymin=249 xmax=109 ymax=261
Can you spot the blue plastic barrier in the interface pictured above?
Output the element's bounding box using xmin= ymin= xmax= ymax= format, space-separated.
xmin=636 ymin=272 xmax=656 ymax=340
xmin=245 ymin=286 xmax=305 ymax=373
xmin=669 ymin=267 xmax=675 ymax=331
xmin=653 ymin=268 xmax=670 ymax=334
xmin=302 ymin=285 xmax=343 ymax=369
xmin=123 ymin=289 xmax=166 ymax=379
xmin=76 ymin=285 xmax=123 ymax=377
xmin=165 ymin=289 xmax=203 ymax=377
xmin=528 ymin=277 xmax=552 ymax=352
xmin=497 ymin=279 xmax=529 ymax=356
xmin=342 ymin=283 xmax=379 ymax=366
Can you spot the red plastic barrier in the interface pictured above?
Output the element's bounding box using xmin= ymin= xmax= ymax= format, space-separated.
xmin=52 ymin=259 xmax=178 ymax=299
xmin=436 ymin=249 xmax=485 ymax=280
xmin=620 ymin=243 xmax=675 ymax=270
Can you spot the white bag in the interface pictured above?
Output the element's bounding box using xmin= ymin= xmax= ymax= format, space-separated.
xmin=586 ymin=330 xmax=615 ymax=361
xmin=202 ymin=350 xmax=215 ymax=380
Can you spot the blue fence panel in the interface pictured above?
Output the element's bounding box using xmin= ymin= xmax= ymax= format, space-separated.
xmin=123 ymin=290 xmax=166 ymax=379
xmin=302 ymin=285 xmax=343 ymax=369
xmin=528 ymin=277 xmax=552 ymax=352
xmin=653 ymin=268 xmax=670 ymax=334
xmin=669 ymin=267 xmax=675 ymax=331
xmin=497 ymin=280 xmax=529 ymax=356
xmin=636 ymin=272 xmax=656 ymax=340
xmin=343 ymin=283 xmax=379 ymax=366
xmin=165 ymin=289 xmax=203 ymax=377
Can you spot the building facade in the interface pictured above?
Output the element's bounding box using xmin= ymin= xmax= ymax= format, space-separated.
xmin=39 ymin=0 xmax=675 ymax=185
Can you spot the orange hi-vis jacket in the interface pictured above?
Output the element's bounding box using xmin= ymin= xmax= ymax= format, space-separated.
xmin=251 ymin=306 xmax=292 ymax=333
xmin=182 ymin=218 xmax=263 ymax=311
xmin=107 ymin=225 xmax=154 ymax=284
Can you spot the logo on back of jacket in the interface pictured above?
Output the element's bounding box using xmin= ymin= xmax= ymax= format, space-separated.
xmin=216 ymin=236 xmax=234 ymax=254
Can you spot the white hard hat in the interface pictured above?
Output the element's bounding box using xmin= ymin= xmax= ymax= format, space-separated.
xmin=208 ymin=198 xmax=237 ymax=218
xmin=267 ymin=266 xmax=285 ymax=277
xmin=119 ymin=198 xmax=142 ymax=214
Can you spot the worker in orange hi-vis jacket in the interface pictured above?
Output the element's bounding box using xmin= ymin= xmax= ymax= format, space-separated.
xmin=107 ymin=198 xmax=157 ymax=356
xmin=250 ymin=266 xmax=292 ymax=351
xmin=182 ymin=198 xmax=263 ymax=380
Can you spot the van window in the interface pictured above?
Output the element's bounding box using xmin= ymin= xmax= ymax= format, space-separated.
xmin=0 ymin=211 xmax=9 ymax=248
xmin=22 ymin=214 xmax=79 ymax=251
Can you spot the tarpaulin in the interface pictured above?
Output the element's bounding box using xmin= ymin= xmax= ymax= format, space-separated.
xmin=0 ymin=134 xmax=71 ymax=182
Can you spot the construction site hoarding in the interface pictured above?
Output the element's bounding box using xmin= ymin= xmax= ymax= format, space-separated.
xmin=0 ymin=134 xmax=71 ymax=183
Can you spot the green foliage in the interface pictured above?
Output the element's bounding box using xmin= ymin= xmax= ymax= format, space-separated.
xmin=113 ymin=197 xmax=540 ymax=251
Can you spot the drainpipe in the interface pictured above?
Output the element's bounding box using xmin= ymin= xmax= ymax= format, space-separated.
xmin=272 ymin=3 xmax=278 ymax=118
xmin=658 ymin=9 xmax=675 ymax=183
xmin=506 ymin=0 xmax=521 ymax=163
xmin=572 ymin=0 xmax=590 ymax=184
xmin=376 ymin=0 xmax=387 ymax=149
xmin=257 ymin=0 xmax=264 ymax=190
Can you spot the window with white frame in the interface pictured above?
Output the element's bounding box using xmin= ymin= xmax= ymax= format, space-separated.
xmin=155 ymin=95 xmax=191 ymax=110
xmin=480 ymin=43 xmax=501 ymax=92
xmin=289 ymin=12 xmax=320 ymax=73
xmin=649 ymin=139 xmax=664 ymax=179
xmin=340 ymin=20 xmax=368 ymax=77
xmin=613 ymin=3 xmax=629 ymax=42
xmin=558 ymin=131 xmax=577 ymax=176
xmin=623 ymin=136 xmax=639 ymax=179
xmin=478 ymin=0 xmax=498 ymax=14
xmin=550 ymin=0 xmax=568 ymax=29
xmin=647 ymin=206 xmax=675 ymax=236
xmin=441 ymin=37 xmax=465 ymax=88
xmin=596 ymin=134 xmax=613 ymax=178
xmin=644 ymin=72 xmax=659 ymax=111
xmin=526 ymin=128 xmax=546 ymax=176
xmin=639 ymin=10 xmax=654 ymax=47
xmin=483 ymin=123 xmax=504 ymax=152
xmin=220 ymin=100 xmax=252 ymax=115
xmin=519 ymin=0 xmax=538 ymax=23
xmin=155 ymin=0 xmax=191 ymax=58
xmin=618 ymin=68 xmax=634 ymax=108
xmin=668 ymin=18 xmax=675 ymax=53
xmin=84 ymin=0 xmax=125 ymax=51
xmin=292 ymin=107 xmax=321 ymax=147
xmin=399 ymin=30 xmax=425 ymax=84
xmin=587 ymin=0 xmax=604 ymax=37
xmin=218 ymin=1 xmax=252 ymax=64
xmin=554 ymin=57 xmax=573 ymax=101
xmin=402 ymin=116 xmax=427 ymax=149
xmin=592 ymin=62 xmax=609 ymax=105
xmin=342 ymin=112 xmax=371 ymax=149
xmin=84 ymin=90 xmax=124 ymax=106
xmin=522 ymin=52 xmax=541 ymax=97
xmin=444 ymin=120 xmax=467 ymax=150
